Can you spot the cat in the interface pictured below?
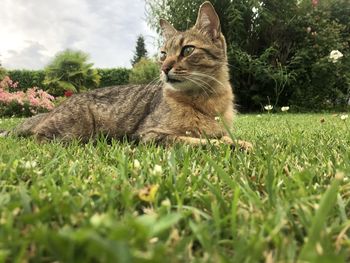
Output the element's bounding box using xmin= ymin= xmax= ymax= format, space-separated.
xmin=4 ymin=1 xmax=252 ymax=150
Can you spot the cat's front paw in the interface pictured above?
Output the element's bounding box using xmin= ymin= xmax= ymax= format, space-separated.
xmin=237 ymin=140 xmax=253 ymax=152
xmin=220 ymin=136 xmax=253 ymax=152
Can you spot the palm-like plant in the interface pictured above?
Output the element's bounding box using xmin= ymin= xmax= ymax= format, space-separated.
xmin=44 ymin=49 xmax=100 ymax=96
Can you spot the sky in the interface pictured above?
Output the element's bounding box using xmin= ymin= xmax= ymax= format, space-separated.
xmin=0 ymin=0 xmax=158 ymax=69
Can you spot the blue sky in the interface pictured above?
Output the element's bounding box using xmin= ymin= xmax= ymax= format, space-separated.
xmin=0 ymin=0 xmax=158 ymax=69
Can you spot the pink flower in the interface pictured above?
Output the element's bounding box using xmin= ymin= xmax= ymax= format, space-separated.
xmin=0 ymin=76 xmax=55 ymax=115
xmin=312 ymin=0 xmax=319 ymax=7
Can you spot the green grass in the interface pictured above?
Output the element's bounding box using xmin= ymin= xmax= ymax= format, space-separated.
xmin=0 ymin=114 xmax=349 ymax=263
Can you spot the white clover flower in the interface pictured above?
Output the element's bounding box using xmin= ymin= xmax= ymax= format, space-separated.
xmin=90 ymin=213 xmax=107 ymax=227
xmin=23 ymin=160 xmax=37 ymax=169
xmin=281 ymin=106 xmax=290 ymax=112
xmin=329 ymin=50 xmax=343 ymax=63
xmin=149 ymin=237 xmax=159 ymax=244
xmin=214 ymin=116 xmax=220 ymax=121
xmin=153 ymin=164 xmax=162 ymax=175
xmin=185 ymin=131 xmax=192 ymax=136
xmin=133 ymin=159 xmax=141 ymax=170
xmin=340 ymin=114 xmax=348 ymax=121
xmin=264 ymin=105 xmax=273 ymax=111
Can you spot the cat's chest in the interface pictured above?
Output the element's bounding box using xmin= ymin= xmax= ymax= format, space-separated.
xmin=168 ymin=106 xmax=225 ymax=137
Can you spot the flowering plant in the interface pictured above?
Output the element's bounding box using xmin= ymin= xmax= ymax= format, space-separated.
xmin=264 ymin=105 xmax=273 ymax=111
xmin=0 ymin=76 xmax=55 ymax=117
xmin=329 ymin=50 xmax=343 ymax=63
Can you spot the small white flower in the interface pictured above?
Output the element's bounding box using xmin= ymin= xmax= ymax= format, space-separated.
xmin=281 ymin=106 xmax=290 ymax=112
xmin=340 ymin=114 xmax=348 ymax=121
xmin=185 ymin=131 xmax=192 ymax=136
xmin=329 ymin=50 xmax=343 ymax=63
xmin=214 ymin=116 xmax=220 ymax=121
xmin=90 ymin=213 xmax=106 ymax=227
xmin=23 ymin=160 xmax=37 ymax=169
xmin=153 ymin=164 xmax=162 ymax=175
xmin=133 ymin=159 xmax=141 ymax=170
xmin=264 ymin=105 xmax=273 ymax=111
xmin=149 ymin=237 xmax=159 ymax=244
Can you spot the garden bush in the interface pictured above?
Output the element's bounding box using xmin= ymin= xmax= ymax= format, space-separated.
xmin=0 ymin=76 xmax=54 ymax=117
xmin=97 ymin=68 xmax=131 ymax=87
xmin=6 ymin=68 xmax=131 ymax=92
xmin=0 ymin=66 xmax=7 ymax=80
xmin=7 ymin=70 xmax=45 ymax=91
xmin=129 ymin=58 xmax=160 ymax=85
xmin=43 ymin=49 xmax=100 ymax=96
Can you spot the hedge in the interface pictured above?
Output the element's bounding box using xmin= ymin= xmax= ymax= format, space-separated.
xmin=7 ymin=68 xmax=131 ymax=91
xmin=97 ymin=68 xmax=131 ymax=87
xmin=8 ymin=70 xmax=45 ymax=91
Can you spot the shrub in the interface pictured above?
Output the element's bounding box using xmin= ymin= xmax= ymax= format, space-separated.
xmin=44 ymin=49 xmax=100 ymax=96
xmin=129 ymin=58 xmax=160 ymax=85
xmin=97 ymin=68 xmax=131 ymax=87
xmin=0 ymin=76 xmax=55 ymax=117
xmin=7 ymin=70 xmax=45 ymax=91
xmin=0 ymin=66 xmax=7 ymax=80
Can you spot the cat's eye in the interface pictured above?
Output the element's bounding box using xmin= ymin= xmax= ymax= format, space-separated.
xmin=181 ymin=46 xmax=195 ymax=57
xmin=160 ymin=51 xmax=167 ymax=61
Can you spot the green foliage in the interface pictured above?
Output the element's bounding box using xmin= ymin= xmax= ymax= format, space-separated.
xmin=129 ymin=58 xmax=160 ymax=85
xmin=131 ymin=35 xmax=148 ymax=66
xmin=97 ymin=68 xmax=131 ymax=87
xmin=0 ymin=101 xmax=45 ymax=118
xmin=146 ymin=0 xmax=350 ymax=111
xmin=6 ymin=69 xmax=131 ymax=91
xmin=0 ymin=67 xmax=6 ymax=80
xmin=1 ymin=114 xmax=350 ymax=261
xmin=7 ymin=70 xmax=45 ymax=91
xmin=43 ymin=49 xmax=100 ymax=96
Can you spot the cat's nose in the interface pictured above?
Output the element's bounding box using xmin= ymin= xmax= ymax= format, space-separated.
xmin=161 ymin=60 xmax=175 ymax=75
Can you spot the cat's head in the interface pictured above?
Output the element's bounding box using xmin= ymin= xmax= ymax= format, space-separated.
xmin=159 ymin=1 xmax=228 ymax=93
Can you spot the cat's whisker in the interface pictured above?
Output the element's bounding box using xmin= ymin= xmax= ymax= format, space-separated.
xmin=184 ymin=76 xmax=211 ymax=97
xmin=145 ymin=76 xmax=162 ymax=89
xmin=183 ymin=77 xmax=205 ymax=94
xmin=188 ymin=76 xmax=219 ymax=96
xmin=190 ymin=72 xmax=226 ymax=90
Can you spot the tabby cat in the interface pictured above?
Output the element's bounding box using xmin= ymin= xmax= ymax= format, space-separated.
xmin=5 ymin=2 xmax=251 ymax=150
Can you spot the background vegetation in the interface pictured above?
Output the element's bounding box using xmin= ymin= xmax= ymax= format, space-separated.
xmin=7 ymin=68 xmax=131 ymax=94
xmin=131 ymin=35 xmax=149 ymax=66
xmin=43 ymin=50 xmax=101 ymax=96
xmin=129 ymin=58 xmax=160 ymax=85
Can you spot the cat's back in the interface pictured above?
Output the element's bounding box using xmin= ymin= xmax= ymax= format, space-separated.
xmin=27 ymin=84 xmax=164 ymax=140
xmin=73 ymin=84 xmax=162 ymax=105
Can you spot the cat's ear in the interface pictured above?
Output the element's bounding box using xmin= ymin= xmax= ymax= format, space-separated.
xmin=160 ymin=19 xmax=177 ymax=39
xmin=194 ymin=1 xmax=221 ymax=40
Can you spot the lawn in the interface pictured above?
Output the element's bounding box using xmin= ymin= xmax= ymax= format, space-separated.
xmin=0 ymin=114 xmax=349 ymax=263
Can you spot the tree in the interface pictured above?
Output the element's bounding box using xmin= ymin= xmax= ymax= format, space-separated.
xmin=129 ymin=58 xmax=159 ymax=84
xmin=43 ymin=49 xmax=100 ymax=96
xmin=131 ymin=35 xmax=148 ymax=66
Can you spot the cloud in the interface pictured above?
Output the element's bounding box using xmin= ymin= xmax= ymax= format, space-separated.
xmin=4 ymin=41 xmax=51 ymax=70
xmin=0 ymin=0 xmax=158 ymax=69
